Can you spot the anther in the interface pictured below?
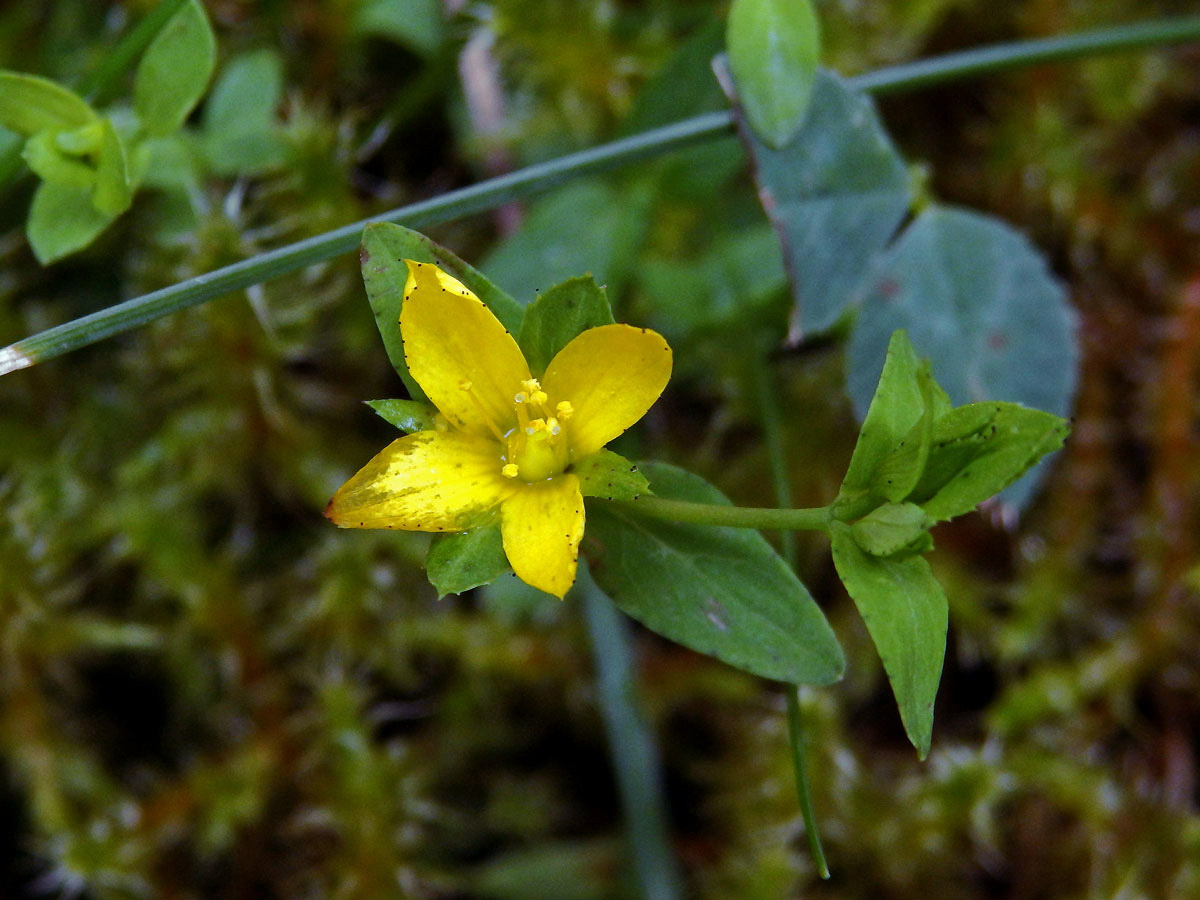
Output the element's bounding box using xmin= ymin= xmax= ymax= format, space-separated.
xmin=502 ymin=463 xmax=519 ymax=478
xmin=555 ymin=401 xmax=574 ymax=420
xmin=459 ymin=379 xmax=472 ymax=391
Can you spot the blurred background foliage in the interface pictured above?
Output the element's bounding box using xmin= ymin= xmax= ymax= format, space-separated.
xmin=2 ymin=0 xmax=1199 ymax=897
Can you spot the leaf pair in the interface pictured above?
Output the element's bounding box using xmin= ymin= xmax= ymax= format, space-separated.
xmin=830 ymin=330 xmax=1069 ymax=755
xmin=0 ymin=0 xmax=214 ymax=262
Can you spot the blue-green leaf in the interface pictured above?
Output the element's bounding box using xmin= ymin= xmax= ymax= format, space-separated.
xmin=729 ymin=70 xmax=912 ymax=335
xmin=202 ymin=49 xmax=288 ymax=175
xmin=426 ymin=524 xmax=510 ymax=598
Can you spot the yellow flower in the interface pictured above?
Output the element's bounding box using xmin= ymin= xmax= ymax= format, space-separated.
xmin=326 ymin=260 xmax=673 ymax=598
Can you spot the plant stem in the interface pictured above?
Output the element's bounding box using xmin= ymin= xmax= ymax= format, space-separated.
xmin=579 ymin=570 xmax=684 ymax=900
xmin=4 ymin=15 xmax=1200 ymax=376
xmin=786 ymin=687 xmax=830 ymax=879
xmin=748 ymin=345 xmax=797 ymax=566
xmin=610 ymin=496 xmax=831 ymax=532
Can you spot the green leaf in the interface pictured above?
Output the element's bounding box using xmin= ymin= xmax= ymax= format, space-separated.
xmin=585 ymin=463 xmax=844 ymax=685
xmin=830 ymin=522 xmax=946 ymax=757
xmin=726 ymin=0 xmax=821 ymax=149
xmin=870 ymin=359 xmax=940 ymax=503
xmin=202 ymin=49 xmax=288 ymax=175
xmin=134 ymin=0 xmax=216 ymax=136
xmin=847 ymin=205 xmax=1078 ymax=507
xmin=351 ymin=0 xmax=444 ymax=57
xmin=91 ymin=118 xmax=133 ymax=216
xmin=725 ymin=69 xmax=911 ymax=335
xmin=482 ymin=180 xmax=652 ymax=303
xmin=426 ymin=524 xmax=510 ymax=597
xmin=850 ymin=502 xmax=933 ymax=557
xmin=0 ymin=71 xmax=96 ymax=135
xmin=360 ymin=223 xmax=524 ymax=400
xmin=575 ymin=450 xmax=648 ymax=502
xmin=834 ymin=330 xmax=924 ymax=519
xmin=915 ymin=403 xmax=1070 ymax=523
xmin=27 ymin=180 xmax=118 ymax=264
xmin=365 ymin=399 xmax=437 ymax=433
xmin=22 ymin=129 xmax=97 ymax=187
xmin=517 ymin=275 xmax=615 ymax=375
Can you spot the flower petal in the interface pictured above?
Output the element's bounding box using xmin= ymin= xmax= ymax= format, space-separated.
xmin=401 ymin=260 xmax=531 ymax=437
xmin=542 ymin=324 xmax=672 ymax=459
xmin=500 ymin=475 xmax=584 ymax=599
xmin=326 ymin=430 xmax=514 ymax=531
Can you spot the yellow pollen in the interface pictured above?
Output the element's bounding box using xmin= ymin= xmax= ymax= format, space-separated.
xmin=531 ymin=390 xmax=548 ymax=405
xmin=458 ymin=379 xmax=472 ymax=391
xmin=555 ymin=401 xmax=574 ymax=420
xmin=546 ymin=417 xmax=561 ymax=435
xmin=501 ymin=463 xmax=519 ymax=478
xmin=527 ymin=418 xmax=548 ymax=434
xmin=520 ymin=379 xmax=541 ymax=394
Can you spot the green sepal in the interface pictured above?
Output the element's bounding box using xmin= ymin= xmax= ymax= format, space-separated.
xmin=869 ymin=359 xmax=941 ymax=503
xmin=850 ymin=502 xmax=933 ymax=558
xmin=365 ymin=399 xmax=438 ymax=434
xmin=426 ymin=524 xmax=511 ymax=598
xmin=574 ymin=450 xmax=649 ymax=502
xmin=134 ymin=0 xmax=216 ymax=136
xmin=91 ymin=118 xmax=134 ymax=216
xmin=0 ymin=71 xmax=96 ymax=136
xmin=517 ymin=275 xmax=615 ymax=376
xmin=360 ymin=223 xmax=524 ymax=400
xmin=830 ymin=522 xmax=946 ymax=758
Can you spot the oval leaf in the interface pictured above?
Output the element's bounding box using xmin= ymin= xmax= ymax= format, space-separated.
xmin=726 ymin=0 xmax=821 ymax=149
xmin=134 ymin=0 xmax=216 ymax=136
xmin=0 ymin=71 xmax=95 ymax=136
xmin=584 ymin=463 xmax=844 ymax=685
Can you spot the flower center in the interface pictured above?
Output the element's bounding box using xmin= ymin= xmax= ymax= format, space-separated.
xmin=500 ymin=379 xmax=573 ymax=482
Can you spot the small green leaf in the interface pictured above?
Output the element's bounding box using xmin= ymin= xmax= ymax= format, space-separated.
xmin=850 ymin=502 xmax=933 ymax=557
xmin=365 ymin=399 xmax=438 ymax=433
xmin=575 ymin=450 xmax=648 ymax=502
xmin=726 ymin=0 xmax=821 ymax=149
xmin=426 ymin=524 xmax=510 ymax=597
xmin=202 ymin=49 xmax=288 ymax=175
xmin=134 ymin=0 xmax=216 ymax=136
xmin=834 ymin=330 xmax=924 ymax=520
xmin=91 ymin=118 xmax=133 ymax=216
xmin=27 ymin=180 xmax=117 ymax=264
xmin=585 ymin=463 xmax=844 ymax=685
xmin=517 ymin=275 xmax=616 ymax=375
xmin=0 ymin=71 xmax=96 ymax=135
xmin=360 ymin=223 xmax=524 ymax=400
xmin=830 ymin=522 xmax=946 ymax=757
xmin=917 ymin=404 xmax=1070 ymax=523
xmin=870 ymin=360 xmax=939 ymax=503
xmin=351 ymin=0 xmax=444 ymax=57
xmin=22 ymin=130 xmax=97 ymax=187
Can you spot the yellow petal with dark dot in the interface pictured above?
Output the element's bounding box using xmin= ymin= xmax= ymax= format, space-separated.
xmin=325 ymin=431 xmax=515 ymax=531
xmin=542 ymin=324 xmax=672 ymax=459
xmin=401 ymin=260 xmax=531 ymax=438
xmin=499 ymin=474 xmax=584 ymax=599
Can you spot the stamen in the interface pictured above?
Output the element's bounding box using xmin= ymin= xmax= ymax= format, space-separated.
xmin=458 ymin=379 xmax=506 ymax=442
xmin=526 ymin=417 xmax=548 ymax=435
xmin=555 ymin=401 xmax=574 ymax=420
xmin=502 ymin=463 xmax=519 ymax=478
xmin=546 ymin=417 xmax=561 ymax=436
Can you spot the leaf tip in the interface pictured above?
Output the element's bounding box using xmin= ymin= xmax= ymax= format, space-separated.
xmin=0 ymin=345 xmax=33 ymax=376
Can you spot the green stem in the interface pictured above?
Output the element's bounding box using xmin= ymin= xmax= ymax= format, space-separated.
xmin=579 ymin=570 xmax=683 ymax=900
xmin=4 ymin=16 xmax=1200 ymax=375
xmin=748 ymin=345 xmax=797 ymax=566
xmin=610 ymin=496 xmax=831 ymax=532
xmin=786 ymin=687 xmax=830 ymax=879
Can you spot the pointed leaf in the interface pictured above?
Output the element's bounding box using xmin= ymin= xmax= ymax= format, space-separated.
xmin=850 ymin=502 xmax=932 ymax=557
xmin=726 ymin=0 xmax=821 ymax=149
xmin=585 ymin=463 xmax=844 ymax=685
xmin=830 ymin=523 xmax=946 ymax=757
